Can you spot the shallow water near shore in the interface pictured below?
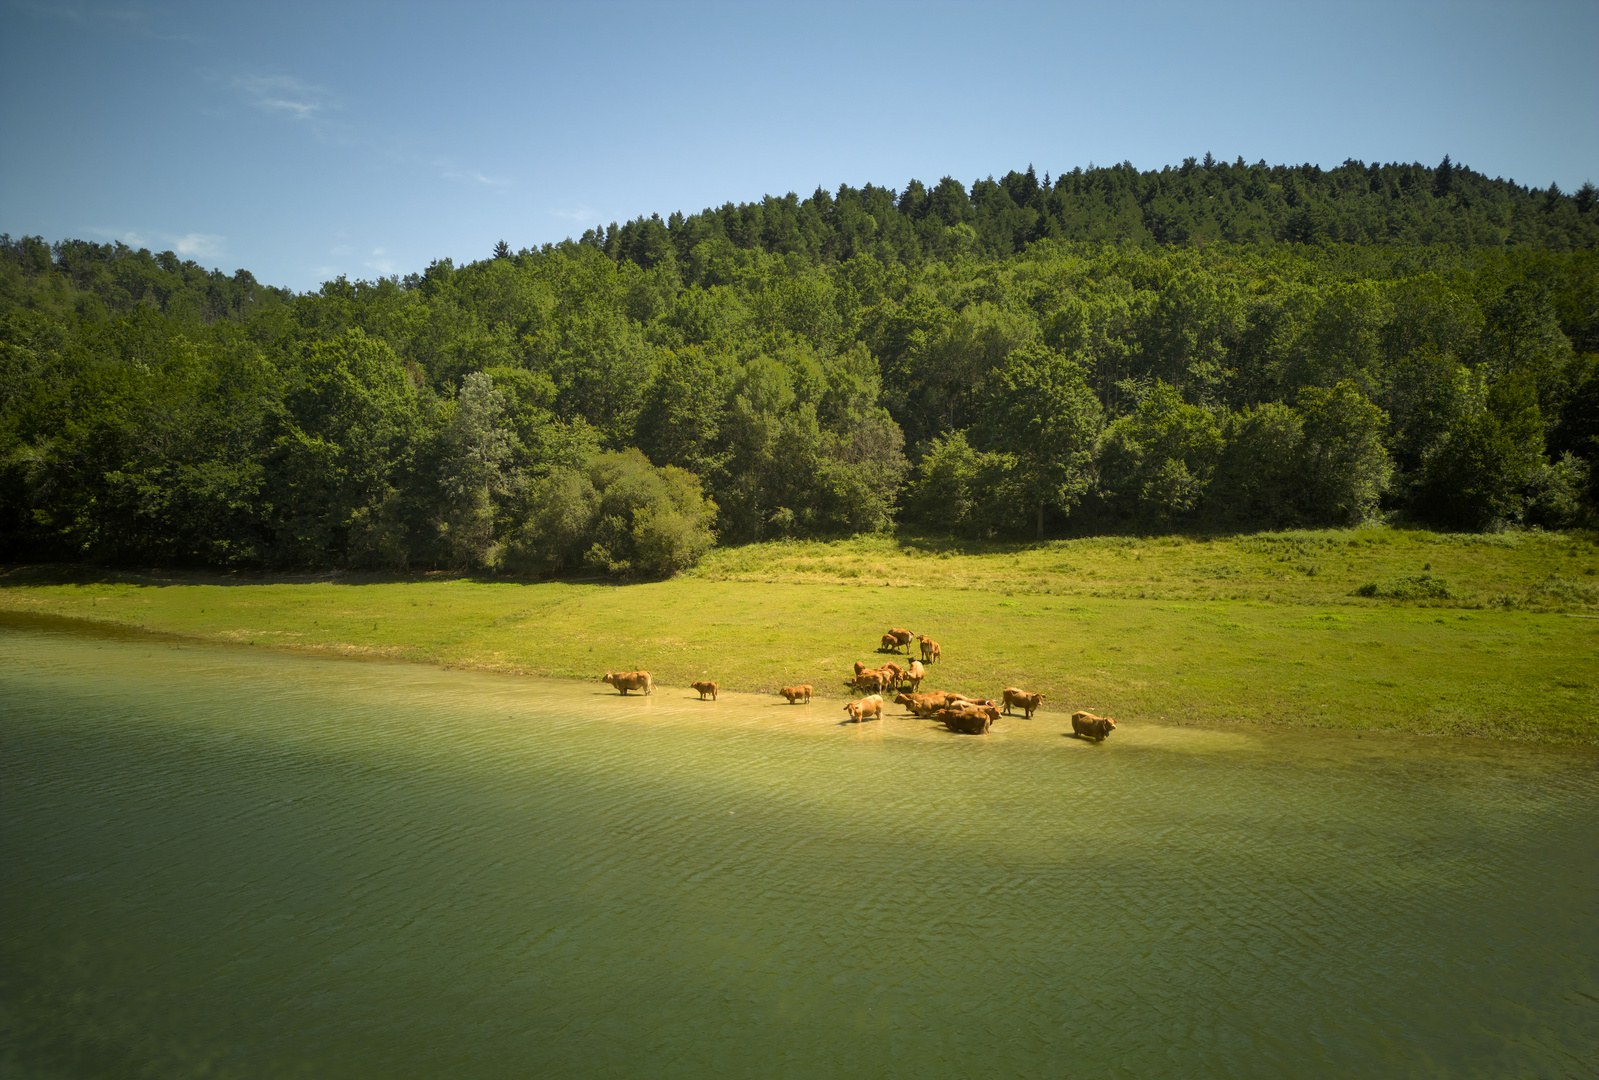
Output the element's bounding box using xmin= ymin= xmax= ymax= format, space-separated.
xmin=3 ymin=613 xmax=1596 ymax=1078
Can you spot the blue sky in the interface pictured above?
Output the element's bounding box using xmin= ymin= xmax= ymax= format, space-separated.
xmin=2 ymin=0 xmax=1594 ymax=292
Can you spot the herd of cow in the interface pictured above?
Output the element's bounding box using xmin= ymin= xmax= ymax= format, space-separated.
xmin=599 ymin=626 xmax=1118 ymax=741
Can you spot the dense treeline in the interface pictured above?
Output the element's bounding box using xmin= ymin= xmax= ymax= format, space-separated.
xmin=589 ymin=155 xmax=1599 ymax=270
xmin=2 ymin=156 xmax=1596 ymax=574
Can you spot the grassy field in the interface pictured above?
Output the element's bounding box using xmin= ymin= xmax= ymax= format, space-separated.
xmin=3 ymin=527 xmax=1597 ymax=744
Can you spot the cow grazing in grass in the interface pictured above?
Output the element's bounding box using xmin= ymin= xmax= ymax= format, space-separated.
xmin=1003 ymin=687 xmax=1045 ymax=718
xmin=880 ymin=661 xmax=906 ymax=687
xmin=780 ymin=685 xmax=813 ymax=704
xmin=603 ymin=670 xmax=654 ymax=695
xmin=845 ymin=694 xmax=884 ymax=723
xmin=889 ymin=628 xmax=915 ymax=652
xmin=880 ymin=632 xmax=901 ymax=653
xmin=918 ymin=635 xmax=941 ymax=663
xmin=692 ymin=680 xmax=718 ymax=701
xmin=1071 ymin=711 xmax=1117 ymax=741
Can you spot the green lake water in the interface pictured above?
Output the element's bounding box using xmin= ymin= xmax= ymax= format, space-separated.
xmin=2 ymin=612 xmax=1595 ymax=1078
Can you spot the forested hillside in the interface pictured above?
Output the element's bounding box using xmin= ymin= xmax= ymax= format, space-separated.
xmin=592 ymin=156 xmax=1599 ymax=266
xmin=2 ymin=156 xmax=1596 ymax=574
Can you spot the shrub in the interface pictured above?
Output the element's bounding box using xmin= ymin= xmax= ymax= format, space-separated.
xmin=503 ymin=449 xmax=716 ymax=579
xmin=1353 ymin=574 xmax=1457 ymax=600
xmin=1525 ymin=574 xmax=1599 ymax=605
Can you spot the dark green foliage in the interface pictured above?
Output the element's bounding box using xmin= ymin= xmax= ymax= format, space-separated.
xmin=1414 ymin=373 xmax=1548 ymax=529
xmin=504 ymin=449 xmax=717 ymax=579
xmin=971 ymin=345 xmax=1103 ymax=537
xmin=1097 ymin=381 xmax=1222 ymax=527
xmin=2 ymin=154 xmax=1596 ymax=571
xmin=1208 ymin=404 xmax=1306 ymax=529
xmin=903 ymin=430 xmax=1024 ymax=539
xmin=577 ymin=157 xmax=1597 ymax=273
xmin=1294 ymin=381 xmax=1393 ymax=525
xmin=265 ymin=331 xmax=425 ymax=566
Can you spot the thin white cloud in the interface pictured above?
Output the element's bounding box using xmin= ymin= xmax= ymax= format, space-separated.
xmin=85 ymin=226 xmax=224 ymax=260
xmin=231 ymin=73 xmax=333 ymax=122
xmin=443 ymin=169 xmax=509 ymax=187
xmin=86 ymin=226 xmax=148 ymax=247
xmin=364 ymin=246 xmax=394 ymax=275
xmin=260 ymin=97 xmax=321 ymax=119
xmin=549 ymin=205 xmax=598 ymax=222
xmin=174 ymin=233 xmax=225 ymax=258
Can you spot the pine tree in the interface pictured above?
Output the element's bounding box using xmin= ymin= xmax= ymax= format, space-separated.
xmin=492 ymin=240 xmax=510 ymax=260
xmin=1432 ymin=155 xmax=1454 ymax=197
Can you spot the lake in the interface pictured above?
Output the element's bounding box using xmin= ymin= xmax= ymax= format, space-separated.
xmin=2 ymin=612 xmax=1595 ymax=1078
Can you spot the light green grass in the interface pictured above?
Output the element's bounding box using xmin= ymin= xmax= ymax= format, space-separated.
xmin=689 ymin=528 xmax=1599 ymax=610
xmin=3 ymin=527 xmax=1596 ymax=744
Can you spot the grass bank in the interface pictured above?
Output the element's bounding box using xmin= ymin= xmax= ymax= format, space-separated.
xmin=3 ymin=527 xmax=1596 ymax=745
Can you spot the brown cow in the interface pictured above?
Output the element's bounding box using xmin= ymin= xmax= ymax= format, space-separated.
xmin=935 ymin=707 xmax=991 ymax=734
xmin=602 ymin=670 xmax=654 ymax=695
xmin=1002 ymin=687 xmax=1045 ymax=718
xmin=890 ymin=628 xmax=915 ymax=651
xmin=894 ymin=691 xmax=943 ymax=716
xmin=880 ymin=632 xmax=900 ymax=652
xmin=849 ymin=669 xmax=889 ymax=693
xmin=780 ymin=685 xmax=813 ymax=704
xmin=918 ymin=635 xmax=941 ymax=663
xmin=692 ymin=680 xmax=718 ymax=701
xmin=1071 ymin=711 xmax=1117 ymax=741
xmin=845 ymin=694 xmax=884 ymax=723
xmin=904 ymin=660 xmax=925 ymax=691
xmin=880 ymin=661 xmax=906 ymax=687
xmin=853 ymin=660 xmax=868 ymax=676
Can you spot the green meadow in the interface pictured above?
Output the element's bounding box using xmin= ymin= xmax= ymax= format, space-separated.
xmin=4 ymin=527 xmax=1596 ymax=744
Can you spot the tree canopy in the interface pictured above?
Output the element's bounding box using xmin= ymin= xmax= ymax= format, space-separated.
xmin=3 ymin=154 xmax=1596 ymax=575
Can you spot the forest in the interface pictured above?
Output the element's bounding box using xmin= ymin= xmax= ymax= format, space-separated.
xmin=1 ymin=156 xmax=1596 ymax=575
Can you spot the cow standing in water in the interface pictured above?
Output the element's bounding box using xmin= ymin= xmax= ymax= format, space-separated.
xmin=845 ymin=695 xmax=884 ymax=723
xmin=1003 ymin=687 xmax=1045 ymax=718
xmin=602 ymin=671 xmax=654 ymax=695
xmin=1071 ymin=712 xmax=1116 ymax=740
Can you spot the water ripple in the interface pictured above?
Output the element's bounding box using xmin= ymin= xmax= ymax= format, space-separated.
xmin=2 ymin=618 xmax=1596 ymax=1079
